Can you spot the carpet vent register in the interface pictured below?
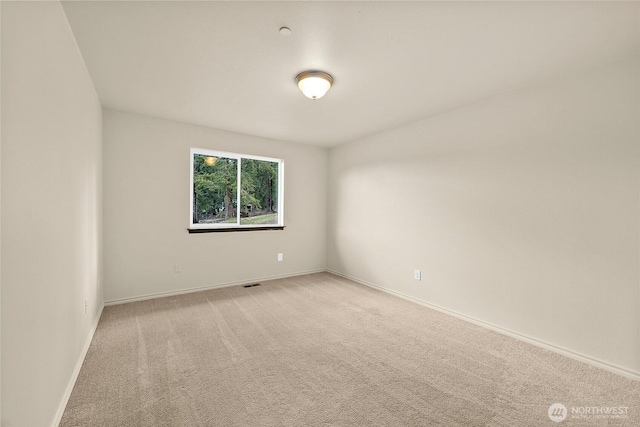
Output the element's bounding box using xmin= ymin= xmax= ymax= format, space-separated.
xmin=242 ymin=283 xmax=262 ymax=288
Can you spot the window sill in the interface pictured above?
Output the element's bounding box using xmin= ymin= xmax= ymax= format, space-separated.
xmin=188 ymin=226 xmax=285 ymax=233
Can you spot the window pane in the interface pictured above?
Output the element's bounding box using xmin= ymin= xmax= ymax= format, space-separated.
xmin=239 ymin=158 xmax=279 ymax=225
xmin=193 ymin=154 xmax=238 ymax=224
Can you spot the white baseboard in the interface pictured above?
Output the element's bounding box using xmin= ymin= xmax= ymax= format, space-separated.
xmin=104 ymin=269 xmax=327 ymax=306
xmin=51 ymin=304 xmax=105 ymax=427
xmin=327 ymin=269 xmax=640 ymax=382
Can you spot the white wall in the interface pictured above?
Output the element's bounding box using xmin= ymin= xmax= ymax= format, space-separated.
xmin=328 ymin=59 xmax=640 ymax=375
xmin=1 ymin=2 xmax=103 ymax=426
xmin=103 ymin=109 xmax=327 ymax=303
xmin=0 ymin=2 xmax=3 ymax=422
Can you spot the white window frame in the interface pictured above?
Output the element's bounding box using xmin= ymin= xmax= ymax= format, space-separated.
xmin=189 ymin=148 xmax=284 ymax=231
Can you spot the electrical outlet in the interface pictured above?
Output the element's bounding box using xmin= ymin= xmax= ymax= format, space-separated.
xmin=174 ymin=264 xmax=182 ymax=273
xmin=277 ymin=253 xmax=283 ymax=262
xmin=414 ymin=269 xmax=421 ymax=281
xmin=84 ymin=299 xmax=88 ymax=314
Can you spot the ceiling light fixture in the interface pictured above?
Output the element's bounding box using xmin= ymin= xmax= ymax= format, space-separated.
xmin=204 ymin=156 xmax=217 ymax=166
xmin=295 ymin=70 xmax=334 ymax=100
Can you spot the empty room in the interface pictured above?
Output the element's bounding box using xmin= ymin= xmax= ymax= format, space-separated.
xmin=1 ymin=1 xmax=639 ymax=426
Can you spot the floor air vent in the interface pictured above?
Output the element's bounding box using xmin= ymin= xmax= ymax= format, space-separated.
xmin=242 ymin=283 xmax=261 ymax=288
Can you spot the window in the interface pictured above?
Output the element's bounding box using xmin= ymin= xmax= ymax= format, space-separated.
xmin=189 ymin=148 xmax=284 ymax=232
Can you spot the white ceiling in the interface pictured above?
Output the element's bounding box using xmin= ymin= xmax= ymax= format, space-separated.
xmin=61 ymin=1 xmax=640 ymax=147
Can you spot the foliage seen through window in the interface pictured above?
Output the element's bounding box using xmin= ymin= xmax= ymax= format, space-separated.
xmin=191 ymin=150 xmax=282 ymax=228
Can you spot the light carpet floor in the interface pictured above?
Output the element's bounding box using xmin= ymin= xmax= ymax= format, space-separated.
xmin=60 ymin=272 xmax=639 ymax=426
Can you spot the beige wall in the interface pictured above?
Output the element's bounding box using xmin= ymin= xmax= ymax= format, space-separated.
xmin=1 ymin=2 xmax=103 ymax=426
xmin=0 ymin=2 xmax=3 ymax=422
xmin=103 ymin=109 xmax=327 ymax=303
xmin=328 ymin=59 xmax=640 ymax=375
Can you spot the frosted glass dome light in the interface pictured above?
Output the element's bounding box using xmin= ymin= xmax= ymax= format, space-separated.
xmin=204 ymin=156 xmax=217 ymax=166
xmin=295 ymin=71 xmax=334 ymax=100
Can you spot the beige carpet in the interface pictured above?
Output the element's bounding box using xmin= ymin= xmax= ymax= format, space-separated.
xmin=60 ymin=273 xmax=639 ymax=426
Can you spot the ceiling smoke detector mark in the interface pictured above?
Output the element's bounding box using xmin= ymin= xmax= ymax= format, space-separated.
xmin=279 ymin=27 xmax=291 ymax=36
